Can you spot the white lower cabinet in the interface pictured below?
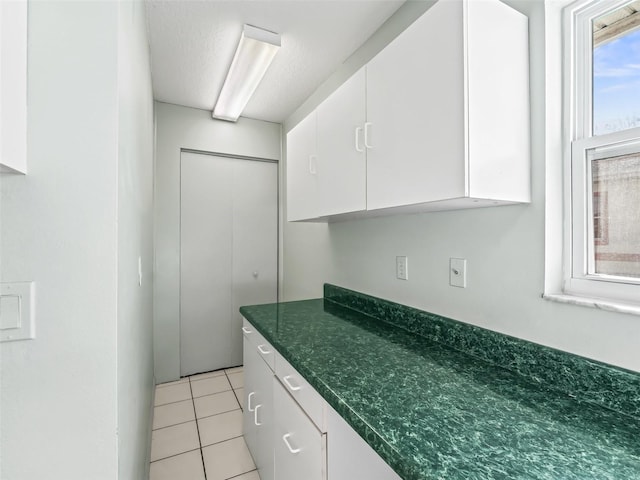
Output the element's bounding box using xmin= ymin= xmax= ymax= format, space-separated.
xmin=327 ymin=406 xmax=401 ymax=480
xmin=273 ymin=378 xmax=327 ymax=480
xmin=243 ymin=317 xmax=399 ymax=480
xmin=243 ymin=336 xmax=274 ymax=480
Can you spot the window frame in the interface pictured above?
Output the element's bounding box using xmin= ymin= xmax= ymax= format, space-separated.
xmin=560 ymin=0 xmax=640 ymax=307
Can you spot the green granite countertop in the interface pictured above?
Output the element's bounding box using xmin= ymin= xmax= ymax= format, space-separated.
xmin=240 ymin=287 xmax=640 ymax=480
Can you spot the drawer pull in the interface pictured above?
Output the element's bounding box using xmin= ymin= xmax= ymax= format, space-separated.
xmin=254 ymin=404 xmax=262 ymax=426
xmin=364 ymin=122 xmax=373 ymax=148
xmin=282 ymin=433 xmax=301 ymax=454
xmin=257 ymin=344 xmax=271 ymax=355
xmin=282 ymin=375 xmax=302 ymax=392
xmin=242 ymin=326 xmax=252 ymax=334
xmin=247 ymin=392 xmax=256 ymax=412
xmin=355 ymin=127 xmax=364 ymax=153
xmin=309 ymin=155 xmax=318 ymax=175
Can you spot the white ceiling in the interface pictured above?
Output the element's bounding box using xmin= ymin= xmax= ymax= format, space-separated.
xmin=146 ymin=0 xmax=405 ymax=123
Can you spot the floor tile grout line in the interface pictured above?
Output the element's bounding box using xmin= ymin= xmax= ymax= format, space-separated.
xmin=196 ymin=408 xmax=242 ymax=422
xmin=150 ymin=446 xmax=202 ymax=464
xmin=200 ymin=433 xmax=244 ymax=450
xmin=153 ymin=397 xmax=194 ymax=408
xmin=226 ymin=468 xmax=258 ymax=480
xmin=155 ymin=386 xmax=237 ymax=408
xmin=188 ymin=378 xmax=208 ymax=480
xmin=155 ymin=367 xmax=242 ymax=387
xmin=155 ymin=381 xmax=189 ymax=389
xmin=195 ymin=406 xmax=241 ymax=420
xmin=230 ymin=386 xmax=242 ymax=411
xmin=225 ymin=370 xmax=243 ymax=410
xmin=152 ymin=418 xmax=197 ymax=432
xmin=191 ymin=388 xmax=234 ymax=399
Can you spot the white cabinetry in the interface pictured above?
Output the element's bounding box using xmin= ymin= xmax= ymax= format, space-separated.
xmin=327 ymin=406 xmax=401 ymax=480
xmin=316 ymin=67 xmax=367 ymax=217
xmin=286 ymin=0 xmax=529 ymax=221
xmin=273 ymin=379 xmax=326 ymax=480
xmin=242 ymin=318 xmax=404 ymax=480
xmin=275 ymin=351 xmax=327 ymax=431
xmin=287 ymin=67 xmax=368 ymax=221
xmin=286 ymin=112 xmax=318 ymax=221
xmin=366 ymin=0 xmax=529 ymax=211
xmin=242 ymin=320 xmax=274 ymax=480
xmin=0 ymin=0 xmax=28 ymax=174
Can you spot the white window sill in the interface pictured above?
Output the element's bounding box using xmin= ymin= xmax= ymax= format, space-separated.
xmin=543 ymin=293 xmax=640 ymax=316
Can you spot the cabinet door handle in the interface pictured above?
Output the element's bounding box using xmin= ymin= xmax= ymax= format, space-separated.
xmin=355 ymin=127 xmax=364 ymax=152
xmin=242 ymin=326 xmax=252 ymax=334
xmin=247 ymin=392 xmax=256 ymax=412
xmin=257 ymin=344 xmax=271 ymax=355
xmin=254 ymin=404 xmax=262 ymax=426
xmin=364 ymin=122 xmax=373 ymax=149
xmin=308 ymin=155 xmax=317 ymax=175
xmin=282 ymin=375 xmax=302 ymax=392
xmin=282 ymin=433 xmax=301 ymax=454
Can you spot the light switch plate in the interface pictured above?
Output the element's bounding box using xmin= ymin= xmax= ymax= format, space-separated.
xmin=1 ymin=281 xmax=35 ymax=342
xmin=396 ymin=256 xmax=408 ymax=280
xmin=449 ymin=258 xmax=467 ymax=288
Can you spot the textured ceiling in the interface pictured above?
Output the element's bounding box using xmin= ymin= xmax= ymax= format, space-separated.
xmin=146 ymin=0 xmax=405 ymax=123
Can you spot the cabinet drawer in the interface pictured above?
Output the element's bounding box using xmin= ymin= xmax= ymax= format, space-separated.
xmin=275 ymin=351 xmax=326 ymax=432
xmin=274 ymin=378 xmax=326 ymax=480
xmin=242 ymin=317 xmax=275 ymax=371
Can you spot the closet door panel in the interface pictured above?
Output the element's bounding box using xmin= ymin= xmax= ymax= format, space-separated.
xmin=180 ymin=152 xmax=234 ymax=375
xmin=180 ymin=153 xmax=277 ymax=375
xmin=231 ymin=160 xmax=278 ymax=367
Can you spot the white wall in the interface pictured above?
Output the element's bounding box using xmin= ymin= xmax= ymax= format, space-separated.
xmin=281 ymin=0 xmax=640 ymax=373
xmin=117 ymin=1 xmax=155 ymax=479
xmin=0 ymin=2 xmax=119 ymax=478
xmin=0 ymin=1 xmax=155 ymax=478
xmin=154 ymin=102 xmax=281 ymax=383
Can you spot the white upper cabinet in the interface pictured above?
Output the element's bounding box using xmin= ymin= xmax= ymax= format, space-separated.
xmin=286 ymin=112 xmax=318 ymax=221
xmin=316 ymin=67 xmax=367 ymax=217
xmin=0 ymin=0 xmax=28 ymax=174
xmin=366 ymin=0 xmax=467 ymax=210
xmin=286 ymin=0 xmax=530 ymax=221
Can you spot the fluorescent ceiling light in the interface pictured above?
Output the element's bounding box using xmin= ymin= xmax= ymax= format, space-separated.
xmin=212 ymin=24 xmax=281 ymax=122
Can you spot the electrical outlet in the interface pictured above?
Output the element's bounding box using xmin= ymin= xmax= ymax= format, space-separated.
xmin=450 ymin=258 xmax=467 ymax=288
xmin=396 ymin=256 xmax=408 ymax=280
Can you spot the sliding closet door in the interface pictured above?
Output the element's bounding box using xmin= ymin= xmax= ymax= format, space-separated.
xmin=180 ymin=151 xmax=277 ymax=376
xmin=230 ymin=159 xmax=278 ymax=367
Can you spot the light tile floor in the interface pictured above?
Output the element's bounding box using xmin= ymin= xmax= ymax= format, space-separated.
xmin=150 ymin=367 xmax=259 ymax=480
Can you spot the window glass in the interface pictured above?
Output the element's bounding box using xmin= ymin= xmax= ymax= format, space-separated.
xmin=592 ymin=5 xmax=640 ymax=136
xmin=590 ymin=150 xmax=640 ymax=278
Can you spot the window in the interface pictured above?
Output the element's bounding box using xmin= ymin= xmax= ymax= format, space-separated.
xmin=564 ymin=0 xmax=640 ymax=305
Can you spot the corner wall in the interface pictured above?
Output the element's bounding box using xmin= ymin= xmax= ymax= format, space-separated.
xmin=117 ymin=1 xmax=155 ymax=478
xmin=281 ymin=0 xmax=640 ymax=373
xmin=0 ymin=2 xmax=156 ymax=478
xmin=0 ymin=2 xmax=119 ymax=478
xmin=153 ymin=102 xmax=281 ymax=383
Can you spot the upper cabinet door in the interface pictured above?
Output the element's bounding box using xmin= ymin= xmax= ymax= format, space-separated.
xmin=465 ymin=0 xmax=530 ymax=203
xmin=316 ymin=67 xmax=367 ymax=217
xmin=366 ymin=1 xmax=467 ymax=210
xmin=0 ymin=0 xmax=28 ymax=174
xmin=286 ymin=112 xmax=318 ymax=221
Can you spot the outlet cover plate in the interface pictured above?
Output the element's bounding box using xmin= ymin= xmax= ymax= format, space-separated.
xmin=396 ymin=256 xmax=408 ymax=280
xmin=450 ymin=258 xmax=467 ymax=288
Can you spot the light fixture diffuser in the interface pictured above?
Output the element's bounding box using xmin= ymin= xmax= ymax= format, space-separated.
xmin=212 ymin=24 xmax=281 ymax=122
